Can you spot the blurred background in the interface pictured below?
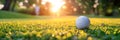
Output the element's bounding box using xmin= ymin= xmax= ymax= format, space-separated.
xmin=0 ymin=0 xmax=120 ymax=16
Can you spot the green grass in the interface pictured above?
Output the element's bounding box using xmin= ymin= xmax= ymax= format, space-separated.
xmin=0 ymin=11 xmax=120 ymax=40
xmin=0 ymin=11 xmax=34 ymax=19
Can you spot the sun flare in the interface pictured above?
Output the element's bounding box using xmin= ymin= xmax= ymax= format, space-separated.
xmin=42 ymin=0 xmax=65 ymax=12
xmin=49 ymin=0 xmax=65 ymax=12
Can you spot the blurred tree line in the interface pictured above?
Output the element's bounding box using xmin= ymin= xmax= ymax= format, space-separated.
xmin=0 ymin=0 xmax=37 ymax=15
xmin=77 ymin=0 xmax=120 ymax=16
xmin=0 ymin=0 xmax=120 ymax=16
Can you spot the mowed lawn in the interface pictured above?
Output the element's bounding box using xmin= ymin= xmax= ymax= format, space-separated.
xmin=0 ymin=11 xmax=120 ymax=40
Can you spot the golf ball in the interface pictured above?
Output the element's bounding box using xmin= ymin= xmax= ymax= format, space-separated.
xmin=76 ymin=16 xmax=90 ymax=29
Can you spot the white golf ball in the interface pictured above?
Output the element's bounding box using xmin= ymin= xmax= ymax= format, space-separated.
xmin=76 ymin=16 xmax=90 ymax=29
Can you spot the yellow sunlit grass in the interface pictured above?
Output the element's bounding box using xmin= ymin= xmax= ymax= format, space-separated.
xmin=0 ymin=16 xmax=120 ymax=40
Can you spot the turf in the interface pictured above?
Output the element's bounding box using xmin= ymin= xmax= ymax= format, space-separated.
xmin=0 ymin=11 xmax=33 ymax=19
xmin=0 ymin=17 xmax=120 ymax=40
xmin=0 ymin=11 xmax=120 ymax=40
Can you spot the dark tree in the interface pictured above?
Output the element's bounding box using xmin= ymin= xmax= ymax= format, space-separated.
xmin=11 ymin=0 xmax=17 ymax=11
xmin=2 ymin=0 xmax=12 ymax=11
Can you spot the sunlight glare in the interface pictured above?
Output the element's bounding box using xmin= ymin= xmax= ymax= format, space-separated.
xmin=41 ymin=0 xmax=48 ymax=5
xmin=0 ymin=4 xmax=4 ymax=9
xmin=19 ymin=2 xmax=26 ymax=9
xmin=32 ymin=4 xmax=36 ymax=7
xmin=19 ymin=2 xmax=23 ymax=6
xmin=49 ymin=0 xmax=65 ymax=12
xmin=25 ymin=0 xmax=28 ymax=3
xmin=42 ymin=0 xmax=65 ymax=12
